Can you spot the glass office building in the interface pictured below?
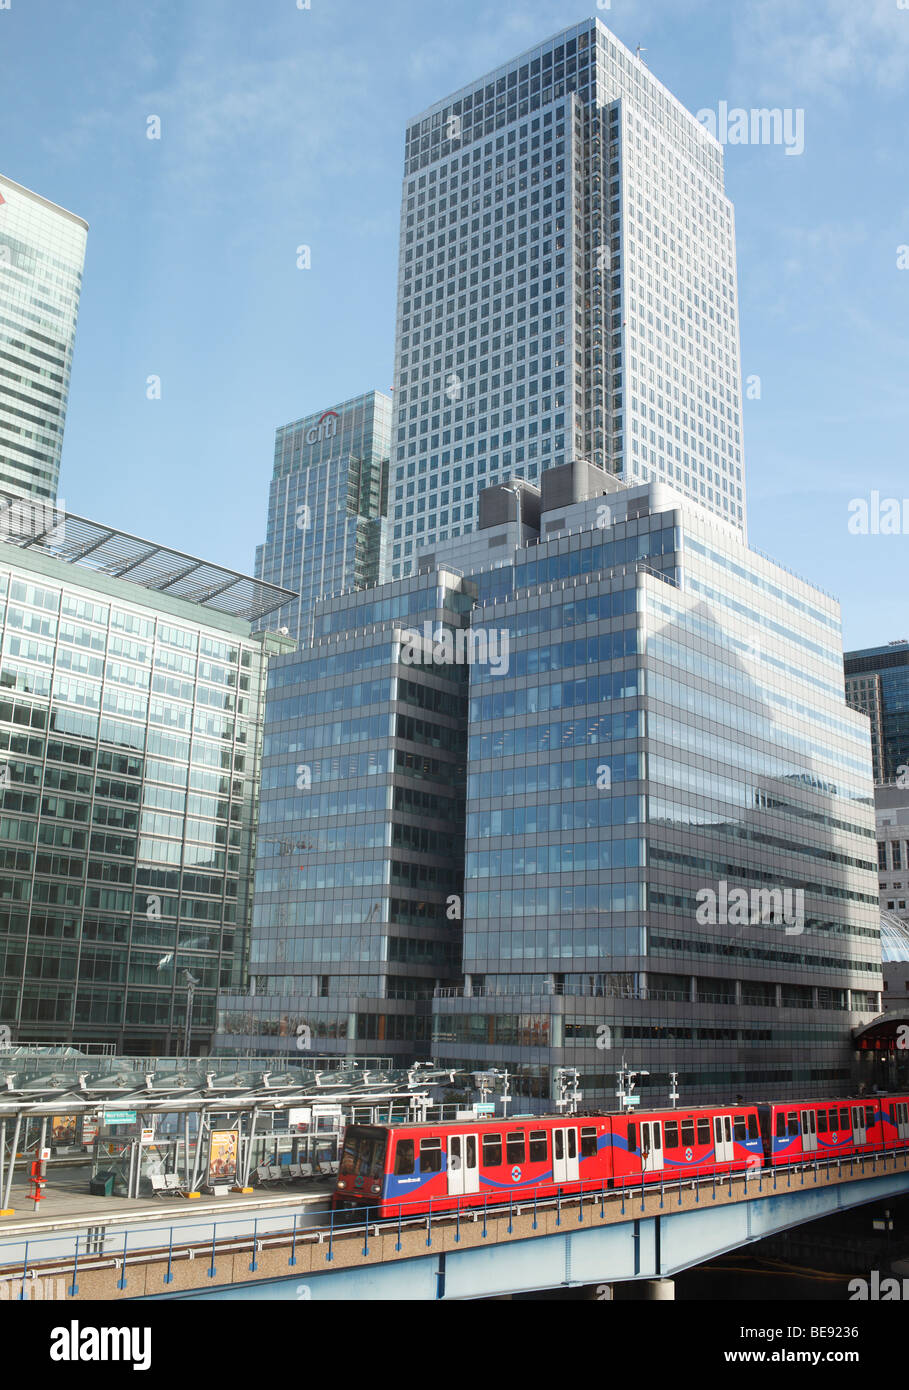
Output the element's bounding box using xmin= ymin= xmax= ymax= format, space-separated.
xmin=391 ymin=17 xmax=744 ymax=578
xmin=845 ymin=643 xmax=909 ymax=783
xmin=220 ymin=460 xmax=880 ymax=1099
xmin=0 ymin=175 xmax=87 ymax=503
xmin=0 ymin=502 xmax=293 ymax=1053
xmin=216 ymin=570 xmax=472 ymax=1059
xmin=254 ymin=391 xmax=392 ymax=647
xmin=430 ymin=468 xmax=880 ymax=1106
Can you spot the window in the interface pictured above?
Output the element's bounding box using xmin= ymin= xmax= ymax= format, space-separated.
xmin=733 ymin=1116 xmax=747 ymax=1142
xmin=839 ymin=1108 xmax=849 ymax=1130
xmin=697 ymin=1118 xmax=711 ymax=1145
xmin=787 ymin=1113 xmax=799 ymax=1137
xmin=664 ymin=1121 xmax=679 ymax=1148
xmin=775 ymin=1112 xmax=786 ymax=1138
xmin=567 ymin=1128 xmax=578 ymax=1159
xmin=506 ymin=1131 xmax=526 ymax=1165
xmin=681 ymin=1119 xmax=695 ymax=1147
xmin=747 ymin=1115 xmax=759 ymax=1141
xmin=394 ymin=1139 xmax=415 ymax=1175
xmin=580 ymin=1126 xmax=597 ymax=1159
xmin=482 ymin=1133 xmax=502 ymax=1167
xmin=466 ymin=1135 xmax=477 ymax=1169
xmin=866 ymin=1106 xmax=875 ymax=1127
xmin=818 ymin=1111 xmax=828 ymax=1134
xmin=420 ymin=1138 xmax=442 ymax=1173
xmin=529 ymin=1130 xmax=548 ymax=1163
xmin=627 ymin=1123 xmax=637 ymax=1152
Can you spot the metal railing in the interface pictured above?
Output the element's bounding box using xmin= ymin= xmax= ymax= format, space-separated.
xmin=1 ymin=1145 xmax=907 ymax=1297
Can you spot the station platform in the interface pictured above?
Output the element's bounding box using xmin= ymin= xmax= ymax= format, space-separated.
xmin=0 ymin=1162 xmax=333 ymax=1240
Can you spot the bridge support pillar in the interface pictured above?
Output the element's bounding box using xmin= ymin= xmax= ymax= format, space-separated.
xmin=640 ymin=1278 xmax=675 ymax=1301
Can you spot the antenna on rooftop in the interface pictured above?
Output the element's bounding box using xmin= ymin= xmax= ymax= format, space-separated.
xmin=636 ymin=44 xmax=647 ymax=64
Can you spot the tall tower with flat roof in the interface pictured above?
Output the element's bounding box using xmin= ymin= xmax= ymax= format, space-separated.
xmin=0 ymin=175 xmax=88 ymax=503
xmin=390 ymin=17 xmax=745 ymax=578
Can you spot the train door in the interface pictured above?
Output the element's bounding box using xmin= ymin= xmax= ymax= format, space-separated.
xmin=553 ymin=1127 xmax=580 ymax=1184
xmin=898 ymin=1102 xmax=909 ymax=1141
xmin=640 ymin=1120 xmax=663 ymax=1171
xmin=447 ymin=1134 xmax=479 ymax=1197
xmin=851 ymin=1105 xmax=867 ymax=1148
xmin=714 ymin=1114 xmax=734 ymax=1163
xmin=801 ymin=1109 xmax=817 ymax=1154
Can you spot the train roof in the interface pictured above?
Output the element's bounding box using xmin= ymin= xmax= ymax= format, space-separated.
xmin=344 ymin=1095 xmax=904 ymax=1132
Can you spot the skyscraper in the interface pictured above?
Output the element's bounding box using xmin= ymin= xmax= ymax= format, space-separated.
xmin=390 ymin=17 xmax=745 ymax=578
xmin=0 ymin=500 xmax=294 ymax=1054
xmin=219 ymin=462 xmax=880 ymax=1103
xmin=254 ymin=391 xmax=392 ymax=646
xmin=218 ymin=569 xmax=471 ymax=1061
xmin=0 ymin=175 xmax=87 ymax=503
xmin=845 ymin=642 xmax=909 ymax=783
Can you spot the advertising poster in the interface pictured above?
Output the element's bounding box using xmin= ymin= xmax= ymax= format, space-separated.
xmin=207 ymin=1129 xmax=239 ymax=1185
xmin=51 ymin=1115 xmax=77 ymax=1147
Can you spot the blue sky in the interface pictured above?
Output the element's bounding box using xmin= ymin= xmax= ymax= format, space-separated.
xmin=2 ymin=0 xmax=907 ymax=649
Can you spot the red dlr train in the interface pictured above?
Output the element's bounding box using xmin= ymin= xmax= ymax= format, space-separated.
xmin=332 ymin=1094 xmax=909 ymax=1218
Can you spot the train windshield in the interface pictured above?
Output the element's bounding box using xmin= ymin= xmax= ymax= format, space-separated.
xmin=338 ymin=1128 xmax=387 ymax=1184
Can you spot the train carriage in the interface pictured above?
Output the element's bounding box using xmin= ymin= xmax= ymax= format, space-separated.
xmin=765 ymin=1098 xmax=886 ymax=1165
xmin=334 ymin=1103 xmax=765 ymax=1218
xmin=333 ymin=1093 xmax=906 ymax=1220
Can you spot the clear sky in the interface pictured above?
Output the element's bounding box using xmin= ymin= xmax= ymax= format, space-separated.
xmin=2 ymin=0 xmax=907 ymax=649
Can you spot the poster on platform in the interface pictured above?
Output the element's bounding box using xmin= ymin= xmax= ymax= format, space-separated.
xmin=207 ymin=1129 xmax=239 ymax=1185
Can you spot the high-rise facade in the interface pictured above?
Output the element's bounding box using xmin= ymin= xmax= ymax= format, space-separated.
xmin=430 ymin=470 xmax=879 ymax=1107
xmin=254 ymin=391 xmax=392 ymax=646
xmin=0 ymin=175 xmax=87 ymax=503
xmin=844 ymin=642 xmax=909 ymax=783
xmin=390 ymin=17 xmax=744 ymax=578
xmin=219 ymin=461 xmax=880 ymax=1103
xmin=0 ymin=502 xmax=293 ymax=1054
xmin=217 ymin=569 xmax=471 ymax=1059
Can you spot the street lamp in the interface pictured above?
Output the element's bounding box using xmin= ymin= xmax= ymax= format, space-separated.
xmin=181 ymin=970 xmax=200 ymax=1057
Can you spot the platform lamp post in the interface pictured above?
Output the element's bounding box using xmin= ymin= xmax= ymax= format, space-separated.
xmin=182 ymin=970 xmax=200 ymax=1058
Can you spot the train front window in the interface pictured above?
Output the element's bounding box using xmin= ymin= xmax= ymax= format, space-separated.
xmin=339 ymin=1130 xmax=387 ymax=1182
xmin=394 ymin=1139 xmax=415 ymax=1175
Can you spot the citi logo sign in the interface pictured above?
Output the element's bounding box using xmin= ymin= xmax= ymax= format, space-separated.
xmin=50 ymin=1321 xmax=151 ymax=1371
xmin=305 ymin=410 xmax=339 ymax=445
